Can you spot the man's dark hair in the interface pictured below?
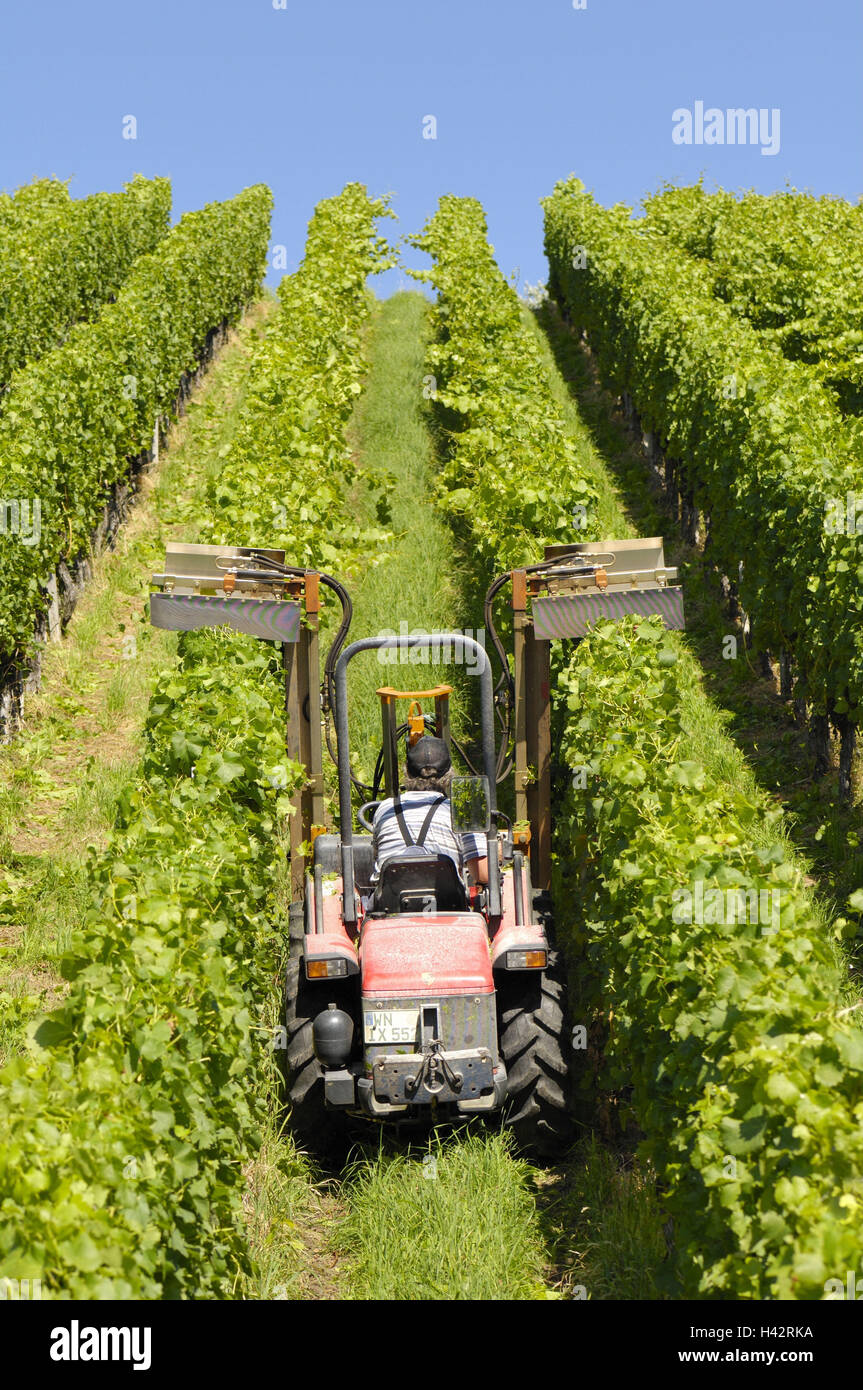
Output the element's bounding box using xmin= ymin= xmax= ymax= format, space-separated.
xmin=403 ymin=770 xmax=453 ymax=797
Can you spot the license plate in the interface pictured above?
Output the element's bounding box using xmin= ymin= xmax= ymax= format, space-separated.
xmin=363 ymin=1008 xmax=420 ymax=1046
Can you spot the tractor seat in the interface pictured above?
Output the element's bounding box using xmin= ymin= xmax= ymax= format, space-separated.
xmin=372 ymin=850 xmax=468 ymax=915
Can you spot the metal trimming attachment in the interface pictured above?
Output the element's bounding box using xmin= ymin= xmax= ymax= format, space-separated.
xmin=149 ymin=543 xmax=328 ymax=895
xmin=501 ymin=537 xmax=684 ymax=891
xmin=530 ymin=537 xmax=684 ymax=639
xmin=149 ymin=542 xmax=302 ymax=642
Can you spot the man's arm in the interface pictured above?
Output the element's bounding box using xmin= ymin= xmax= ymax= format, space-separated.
xmin=463 ymin=836 xmax=501 ymax=887
xmin=464 ymin=855 xmax=489 ymax=886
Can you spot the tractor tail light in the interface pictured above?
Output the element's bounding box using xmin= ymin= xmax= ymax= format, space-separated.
xmin=307 ymin=958 xmax=348 ymax=979
xmin=506 ymin=949 xmax=547 ymax=970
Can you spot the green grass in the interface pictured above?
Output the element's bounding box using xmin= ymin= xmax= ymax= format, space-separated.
xmin=242 ymin=1114 xmax=341 ymax=1301
xmin=337 ymin=1130 xmax=550 ymax=1300
xmin=536 ymin=1134 xmax=668 ymax=1300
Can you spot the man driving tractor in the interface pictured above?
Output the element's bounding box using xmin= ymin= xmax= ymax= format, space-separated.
xmin=371 ymin=735 xmax=491 ymax=887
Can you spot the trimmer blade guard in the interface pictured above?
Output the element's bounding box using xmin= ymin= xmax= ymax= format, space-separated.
xmin=149 ymin=542 xmax=301 ymax=643
xmin=531 ymin=537 xmax=684 ymax=639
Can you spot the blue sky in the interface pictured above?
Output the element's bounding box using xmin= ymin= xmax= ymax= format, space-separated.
xmin=2 ymin=0 xmax=860 ymax=295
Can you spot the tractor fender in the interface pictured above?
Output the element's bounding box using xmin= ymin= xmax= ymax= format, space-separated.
xmin=490 ymin=920 xmax=548 ymax=972
xmin=302 ymin=932 xmax=359 ymax=977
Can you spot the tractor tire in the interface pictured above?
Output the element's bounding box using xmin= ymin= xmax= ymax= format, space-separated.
xmin=283 ymin=950 xmax=349 ymax=1158
xmin=497 ymin=950 xmax=572 ymax=1160
xmin=288 ymin=901 xmax=306 ymax=946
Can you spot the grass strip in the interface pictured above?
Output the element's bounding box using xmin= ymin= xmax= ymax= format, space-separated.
xmin=537 ymin=1134 xmax=667 ymax=1300
xmin=338 ymin=1132 xmax=549 ymax=1300
xmin=339 ymin=290 xmax=475 ymax=781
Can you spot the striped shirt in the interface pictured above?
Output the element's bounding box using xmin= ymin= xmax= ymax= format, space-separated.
xmin=372 ymin=792 xmax=486 ymax=878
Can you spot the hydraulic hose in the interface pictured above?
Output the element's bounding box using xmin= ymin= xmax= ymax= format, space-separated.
xmin=483 ymin=553 xmax=615 ymax=784
xmin=244 ymin=550 xmax=370 ymax=794
xmin=250 ymin=553 xmax=488 ymax=801
xmin=369 ymin=717 xmax=486 ymax=800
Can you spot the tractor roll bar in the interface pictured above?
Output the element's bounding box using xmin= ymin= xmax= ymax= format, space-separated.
xmin=334 ymin=633 xmax=501 ymax=927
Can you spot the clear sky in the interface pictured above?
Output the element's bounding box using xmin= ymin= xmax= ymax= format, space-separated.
xmin=2 ymin=0 xmax=860 ymax=295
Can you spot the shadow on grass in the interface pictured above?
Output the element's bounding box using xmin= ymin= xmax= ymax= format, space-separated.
xmin=531 ymin=1130 xmax=671 ymax=1300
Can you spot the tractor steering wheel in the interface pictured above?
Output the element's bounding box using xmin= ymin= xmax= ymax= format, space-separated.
xmin=357 ymin=800 xmax=384 ymax=833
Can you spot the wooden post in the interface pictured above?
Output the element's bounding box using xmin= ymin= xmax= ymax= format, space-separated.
xmin=809 ymin=713 xmax=831 ymax=778
xmin=302 ymin=572 xmax=325 ymax=833
xmin=837 ymin=714 xmax=856 ymax=804
xmin=381 ymin=696 xmax=399 ymax=798
xmin=512 ymin=570 xmax=529 ymax=827
xmin=525 ymin=624 xmax=552 ymax=892
xmin=435 ymin=690 xmax=451 ymax=752
xmin=284 ymin=641 xmax=305 ymax=901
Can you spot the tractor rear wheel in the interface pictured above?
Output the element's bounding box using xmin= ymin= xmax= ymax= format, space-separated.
xmin=497 ymin=950 xmax=572 ymax=1159
xmin=283 ymin=940 xmax=349 ymax=1158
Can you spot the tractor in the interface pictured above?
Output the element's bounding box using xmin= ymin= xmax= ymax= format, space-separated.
xmin=150 ymin=536 xmax=683 ymax=1157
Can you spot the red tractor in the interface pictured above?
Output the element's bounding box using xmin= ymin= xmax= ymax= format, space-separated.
xmin=150 ymin=538 xmax=683 ymax=1158
xmin=286 ymin=639 xmax=570 ymax=1157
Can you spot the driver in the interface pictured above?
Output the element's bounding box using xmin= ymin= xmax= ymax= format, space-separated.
xmin=371 ymin=735 xmax=490 ymax=886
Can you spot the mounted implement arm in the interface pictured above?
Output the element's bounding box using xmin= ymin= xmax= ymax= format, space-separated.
xmin=487 ymin=536 xmax=684 ymax=891
xmin=149 ymin=541 xmax=351 ymax=897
